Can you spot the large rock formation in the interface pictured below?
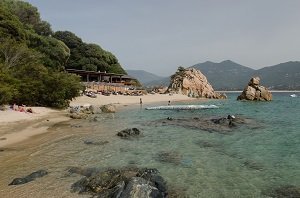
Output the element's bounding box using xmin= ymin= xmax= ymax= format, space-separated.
xmin=70 ymin=167 xmax=168 ymax=197
xmin=166 ymin=67 xmax=226 ymax=99
xmin=237 ymin=77 xmax=272 ymax=101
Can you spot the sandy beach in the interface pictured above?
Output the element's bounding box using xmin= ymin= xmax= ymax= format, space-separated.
xmin=69 ymin=93 xmax=198 ymax=107
xmin=0 ymin=94 xmax=198 ymax=148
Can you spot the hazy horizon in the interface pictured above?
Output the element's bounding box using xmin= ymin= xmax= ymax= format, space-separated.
xmin=26 ymin=0 xmax=300 ymax=76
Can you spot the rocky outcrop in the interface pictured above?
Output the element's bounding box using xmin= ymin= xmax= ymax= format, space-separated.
xmin=117 ymin=128 xmax=141 ymax=138
xmin=237 ymin=77 xmax=272 ymax=101
xmin=166 ymin=67 xmax=226 ymax=99
xmin=70 ymin=167 xmax=168 ymax=197
xmin=100 ymin=104 xmax=116 ymax=113
xmin=69 ymin=104 xmax=116 ymax=119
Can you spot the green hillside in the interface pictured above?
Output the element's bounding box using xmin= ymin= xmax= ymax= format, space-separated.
xmin=126 ymin=70 xmax=165 ymax=85
xmin=254 ymin=61 xmax=300 ymax=90
xmin=146 ymin=61 xmax=300 ymax=90
xmin=190 ymin=60 xmax=255 ymax=90
xmin=0 ymin=0 xmax=126 ymax=107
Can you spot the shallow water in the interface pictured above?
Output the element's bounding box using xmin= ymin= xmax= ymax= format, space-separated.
xmin=0 ymin=92 xmax=299 ymax=197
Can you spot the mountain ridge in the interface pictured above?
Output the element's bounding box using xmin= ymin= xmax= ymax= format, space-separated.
xmin=130 ymin=60 xmax=300 ymax=90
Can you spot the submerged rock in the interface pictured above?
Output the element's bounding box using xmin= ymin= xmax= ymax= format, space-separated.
xmin=147 ymin=115 xmax=257 ymax=133
xmin=195 ymin=140 xmax=221 ymax=148
xmin=67 ymin=167 xmax=102 ymax=177
xmin=71 ymin=167 xmax=168 ymax=198
xmin=156 ymin=151 xmax=183 ymax=165
xmin=265 ymin=185 xmax=300 ymax=198
xmin=9 ymin=170 xmax=48 ymax=185
xmin=117 ymin=128 xmax=141 ymax=138
xmin=83 ymin=140 xmax=109 ymax=146
xmin=237 ymin=77 xmax=272 ymax=101
xmin=243 ymin=160 xmax=264 ymax=171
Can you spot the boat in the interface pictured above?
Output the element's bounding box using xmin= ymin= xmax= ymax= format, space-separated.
xmin=145 ymin=104 xmax=219 ymax=110
xmin=290 ymin=94 xmax=297 ymax=98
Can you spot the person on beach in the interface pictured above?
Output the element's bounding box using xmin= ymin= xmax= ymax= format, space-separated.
xmin=19 ymin=105 xmax=26 ymax=112
xmin=13 ymin=103 xmax=18 ymax=111
xmin=168 ymin=101 xmax=171 ymax=105
xmin=140 ymin=98 xmax=143 ymax=105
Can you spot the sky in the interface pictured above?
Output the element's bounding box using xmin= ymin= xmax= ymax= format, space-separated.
xmin=26 ymin=0 xmax=300 ymax=76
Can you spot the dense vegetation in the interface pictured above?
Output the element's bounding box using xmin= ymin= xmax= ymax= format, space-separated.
xmin=53 ymin=31 xmax=126 ymax=74
xmin=0 ymin=0 xmax=127 ymax=107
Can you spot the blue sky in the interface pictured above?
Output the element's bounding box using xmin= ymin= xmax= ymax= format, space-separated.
xmin=26 ymin=0 xmax=300 ymax=76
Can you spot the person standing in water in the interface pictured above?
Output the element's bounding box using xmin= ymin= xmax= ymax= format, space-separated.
xmin=140 ymin=98 xmax=143 ymax=105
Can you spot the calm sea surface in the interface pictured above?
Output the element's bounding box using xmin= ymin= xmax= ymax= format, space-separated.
xmin=0 ymin=92 xmax=299 ymax=197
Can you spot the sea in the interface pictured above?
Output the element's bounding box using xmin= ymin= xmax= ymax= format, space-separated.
xmin=0 ymin=92 xmax=299 ymax=198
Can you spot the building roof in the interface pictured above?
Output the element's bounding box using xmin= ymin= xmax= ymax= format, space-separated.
xmin=66 ymin=69 xmax=125 ymax=76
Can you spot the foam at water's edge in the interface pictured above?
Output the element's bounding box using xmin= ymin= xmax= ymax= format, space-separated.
xmin=145 ymin=105 xmax=219 ymax=110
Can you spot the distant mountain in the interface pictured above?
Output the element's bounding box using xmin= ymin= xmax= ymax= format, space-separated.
xmin=254 ymin=61 xmax=300 ymax=90
xmin=190 ymin=60 xmax=255 ymax=90
xmin=146 ymin=60 xmax=300 ymax=90
xmin=126 ymin=70 xmax=166 ymax=85
xmin=145 ymin=76 xmax=170 ymax=87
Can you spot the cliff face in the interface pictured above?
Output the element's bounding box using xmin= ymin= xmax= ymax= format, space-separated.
xmin=237 ymin=77 xmax=272 ymax=101
xmin=167 ymin=67 xmax=226 ymax=99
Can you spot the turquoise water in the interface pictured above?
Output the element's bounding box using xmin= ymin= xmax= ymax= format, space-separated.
xmin=88 ymin=92 xmax=299 ymax=197
xmin=1 ymin=93 xmax=299 ymax=198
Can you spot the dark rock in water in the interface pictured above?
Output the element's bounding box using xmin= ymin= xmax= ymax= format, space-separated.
xmin=265 ymin=185 xmax=300 ymax=198
xmin=243 ymin=160 xmax=264 ymax=171
xmin=71 ymin=167 xmax=168 ymax=198
xmin=167 ymin=185 xmax=188 ymax=198
xmin=99 ymin=181 xmax=125 ymax=198
xmin=195 ymin=140 xmax=220 ymax=148
xmin=71 ymin=177 xmax=90 ymax=193
xmin=156 ymin=151 xmax=182 ymax=165
xmin=137 ymin=168 xmax=167 ymax=194
xmin=146 ymin=115 xmax=259 ymax=133
xmin=117 ymin=128 xmax=141 ymax=138
xmin=9 ymin=170 xmax=48 ymax=185
xmin=84 ymin=140 xmax=109 ymax=146
xmin=119 ymin=177 xmax=163 ymax=198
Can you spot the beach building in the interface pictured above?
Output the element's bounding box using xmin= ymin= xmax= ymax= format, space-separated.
xmin=66 ymin=69 xmax=138 ymax=92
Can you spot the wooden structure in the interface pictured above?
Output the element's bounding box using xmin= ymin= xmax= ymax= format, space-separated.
xmin=66 ymin=69 xmax=135 ymax=85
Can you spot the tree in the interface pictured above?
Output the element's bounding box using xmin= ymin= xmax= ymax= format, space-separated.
xmin=28 ymin=34 xmax=70 ymax=70
xmin=0 ymin=64 xmax=19 ymax=104
xmin=0 ymin=38 xmax=41 ymax=69
xmin=1 ymin=0 xmax=53 ymax=36
xmin=0 ymin=5 xmax=27 ymax=41
xmin=53 ymin=31 xmax=127 ymax=74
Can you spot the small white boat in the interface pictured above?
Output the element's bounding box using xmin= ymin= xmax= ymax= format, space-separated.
xmin=290 ymin=94 xmax=297 ymax=98
xmin=145 ymin=104 xmax=219 ymax=110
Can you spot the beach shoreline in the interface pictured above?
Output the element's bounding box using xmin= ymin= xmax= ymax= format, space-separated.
xmin=0 ymin=94 xmax=200 ymax=148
